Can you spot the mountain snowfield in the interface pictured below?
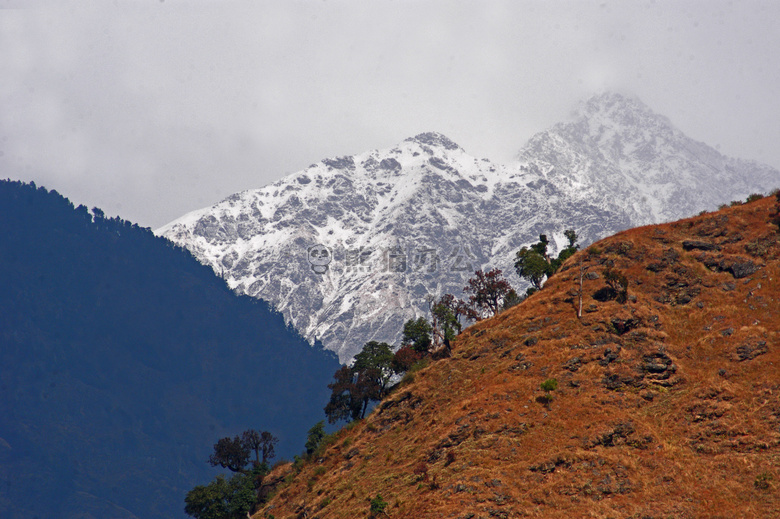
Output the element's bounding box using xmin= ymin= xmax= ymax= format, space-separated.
xmin=158 ymin=93 xmax=780 ymax=361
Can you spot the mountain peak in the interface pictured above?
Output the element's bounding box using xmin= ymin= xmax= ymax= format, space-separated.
xmin=583 ymin=91 xmax=647 ymax=111
xmin=404 ymin=132 xmax=462 ymax=151
xmin=161 ymin=95 xmax=780 ymax=361
xmin=577 ymin=91 xmax=672 ymax=129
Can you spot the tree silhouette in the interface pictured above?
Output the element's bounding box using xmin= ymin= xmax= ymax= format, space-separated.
xmin=324 ymin=340 xmax=395 ymax=424
xmin=324 ymin=365 xmax=383 ymax=423
xmin=241 ymin=429 xmax=278 ymax=466
xmin=208 ymin=436 xmax=250 ymax=473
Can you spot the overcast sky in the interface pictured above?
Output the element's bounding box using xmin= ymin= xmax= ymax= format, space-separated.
xmin=2 ymin=0 xmax=779 ymax=229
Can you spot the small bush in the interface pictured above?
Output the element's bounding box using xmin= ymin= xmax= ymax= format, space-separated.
xmin=536 ymin=394 xmax=553 ymax=406
xmin=755 ymin=472 xmax=774 ymax=490
xmin=730 ymin=200 xmax=742 ymax=207
xmin=537 ymin=378 xmax=558 ymax=408
xmin=369 ymin=494 xmax=388 ymax=517
xmin=746 ymin=193 xmax=764 ymax=203
xmin=603 ymin=267 xmax=629 ymax=303
xmin=399 ymin=371 xmax=415 ymax=387
xmin=408 ymin=357 xmax=430 ymax=373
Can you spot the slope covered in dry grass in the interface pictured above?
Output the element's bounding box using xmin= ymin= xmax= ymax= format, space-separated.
xmin=256 ymin=195 xmax=780 ymax=519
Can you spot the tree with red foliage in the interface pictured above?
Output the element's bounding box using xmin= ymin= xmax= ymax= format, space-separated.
xmin=462 ymin=268 xmax=514 ymax=320
xmin=391 ymin=345 xmax=423 ymax=373
xmin=771 ymin=189 xmax=780 ymax=232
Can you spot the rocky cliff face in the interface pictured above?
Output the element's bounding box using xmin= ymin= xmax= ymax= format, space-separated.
xmin=158 ymin=93 xmax=780 ymax=360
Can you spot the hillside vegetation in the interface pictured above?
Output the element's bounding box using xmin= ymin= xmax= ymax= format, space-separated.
xmin=255 ymin=195 xmax=780 ymax=518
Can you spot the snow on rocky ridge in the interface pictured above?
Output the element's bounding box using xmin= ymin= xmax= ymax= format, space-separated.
xmin=158 ymin=93 xmax=780 ymax=361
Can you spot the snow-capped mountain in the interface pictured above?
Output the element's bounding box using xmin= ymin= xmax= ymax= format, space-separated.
xmin=520 ymin=92 xmax=779 ymax=225
xmin=158 ymin=93 xmax=780 ymax=361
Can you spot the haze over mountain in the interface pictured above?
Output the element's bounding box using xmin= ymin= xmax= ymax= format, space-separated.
xmin=0 ymin=180 xmax=340 ymax=519
xmin=159 ymin=93 xmax=780 ymax=361
xmin=252 ymin=194 xmax=780 ymax=518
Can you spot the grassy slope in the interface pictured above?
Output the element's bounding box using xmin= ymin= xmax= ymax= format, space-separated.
xmin=257 ymin=196 xmax=780 ymax=519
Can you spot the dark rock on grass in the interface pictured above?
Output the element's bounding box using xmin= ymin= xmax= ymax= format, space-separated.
xmin=683 ymin=240 xmax=719 ymax=251
xmin=734 ymin=340 xmax=768 ymax=361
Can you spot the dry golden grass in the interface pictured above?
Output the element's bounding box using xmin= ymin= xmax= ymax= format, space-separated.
xmin=255 ymin=197 xmax=780 ymax=519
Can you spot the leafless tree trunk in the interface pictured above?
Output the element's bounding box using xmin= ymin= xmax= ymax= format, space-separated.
xmin=577 ymin=256 xmax=586 ymax=319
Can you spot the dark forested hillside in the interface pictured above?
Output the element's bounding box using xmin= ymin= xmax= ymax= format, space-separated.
xmin=0 ymin=180 xmax=340 ymax=519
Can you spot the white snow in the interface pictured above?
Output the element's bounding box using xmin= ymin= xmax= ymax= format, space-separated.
xmin=156 ymin=95 xmax=780 ymax=361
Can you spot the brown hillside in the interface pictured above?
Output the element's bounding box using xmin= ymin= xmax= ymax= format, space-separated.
xmin=256 ymin=196 xmax=780 ymax=519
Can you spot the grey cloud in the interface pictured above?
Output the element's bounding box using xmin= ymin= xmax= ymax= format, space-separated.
xmin=2 ymin=0 xmax=779 ymax=228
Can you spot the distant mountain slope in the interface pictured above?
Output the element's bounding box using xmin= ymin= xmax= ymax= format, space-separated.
xmin=520 ymin=92 xmax=780 ymax=224
xmin=0 ymin=180 xmax=340 ymax=519
xmin=253 ymin=195 xmax=780 ymax=519
xmin=159 ymin=93 xmax=780 ymax=361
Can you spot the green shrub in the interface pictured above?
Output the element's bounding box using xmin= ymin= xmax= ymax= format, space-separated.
xmin=746 ymin=193 xmax=764 ymax=203
xmin=369 ymin=494 xmax=388 ymax=517
xmin=184 ymin=472 xmax=257 ymax=519
xmin=399 ymin=371 xmax=415 ymax=387
xmin=408 ymin=357 xmax=430 ymax=373
xmin=603 ymin=267 xmax=629 ymax=303
xmin=292 ymin=455 xmax=305 ymax=473
xmin=537 ymin=378 xmax=558 ymax=407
